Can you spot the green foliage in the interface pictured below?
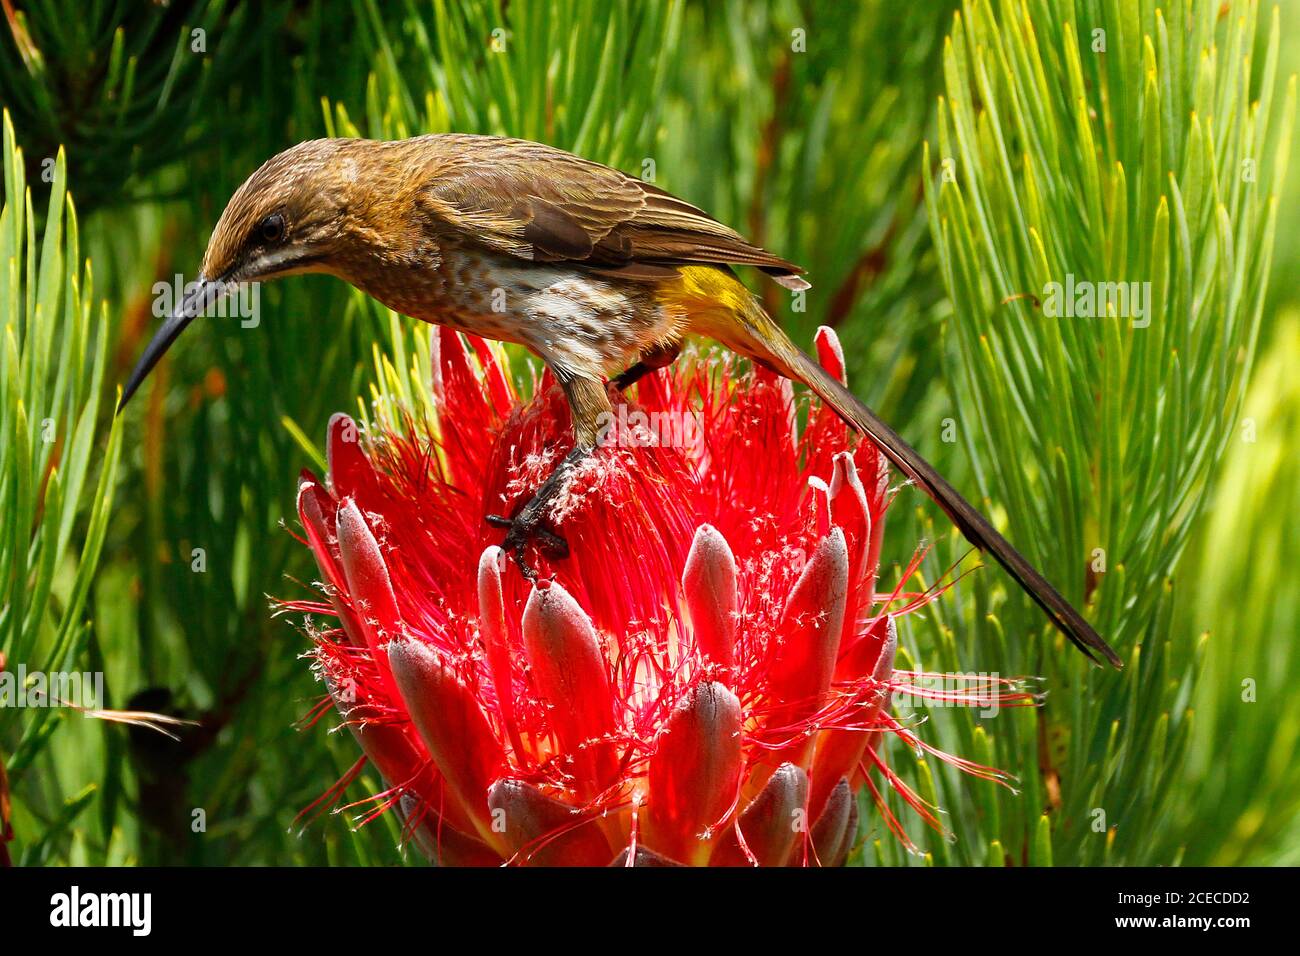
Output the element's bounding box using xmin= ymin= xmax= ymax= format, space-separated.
xmin=658 ymin=0 xmax=956 ymax=411
xmin=917 ymin=0 xmax=1293 ymax=864
xmin=0 ymin=108 xmax=123 ymax=861
xmin=1168 ymin=310 xmax=1300 ymax=865
xmin=0 ymin=1 xmax=288 ymax=210
xmin=356 ymin=0 xmax=684 ymax=164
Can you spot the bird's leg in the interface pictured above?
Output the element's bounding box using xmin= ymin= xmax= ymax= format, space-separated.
xmin=611 ymin=339 xmax=682 ymax=391
xmin=486 ymin=375 xmax=612 ymax=579
xmin=493 ymin=342 xmax=682 ymax=576
xmin=611 ymin=362 xmax=654 ymax=391
xmin=486 ymin=444 xmax=589 ymax=575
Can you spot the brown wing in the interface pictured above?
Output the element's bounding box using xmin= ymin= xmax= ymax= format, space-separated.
xmin=415 ymin=134 xmax=810 ymax=290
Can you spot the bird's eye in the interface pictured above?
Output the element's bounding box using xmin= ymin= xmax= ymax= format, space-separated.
xmin=258 ymin=213 xmax=286 ymax=244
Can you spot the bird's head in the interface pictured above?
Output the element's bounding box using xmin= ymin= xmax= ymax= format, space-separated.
xmin=201 ymin=138 xmax=362 ymax=284
xmin=118 ymin=138 xmax=369 ymax=411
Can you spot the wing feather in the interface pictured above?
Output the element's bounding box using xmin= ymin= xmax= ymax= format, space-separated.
xmin=415 ymin=134 xmax=808 ymax=288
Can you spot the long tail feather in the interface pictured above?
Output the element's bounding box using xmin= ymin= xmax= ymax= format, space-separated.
xmin=676 ymin=265 xmax=1120 ymax=668
xmin=789 ymin=349 xmax=1121 ymax=668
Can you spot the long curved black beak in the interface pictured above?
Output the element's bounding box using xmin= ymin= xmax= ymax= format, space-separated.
xmin=117 ymin=274 xmax=227 ymax=414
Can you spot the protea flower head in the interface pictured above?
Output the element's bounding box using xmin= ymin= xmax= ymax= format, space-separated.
xmin=284 ymin=325 xmax=1028 ymax=866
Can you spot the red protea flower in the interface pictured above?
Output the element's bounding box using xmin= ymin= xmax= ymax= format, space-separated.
xmin=283 ymin=326 xmax=1029 ymax=866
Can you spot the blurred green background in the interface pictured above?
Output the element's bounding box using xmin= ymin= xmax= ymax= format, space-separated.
xmin=1 ymin=0 xmax=1296 ymax=866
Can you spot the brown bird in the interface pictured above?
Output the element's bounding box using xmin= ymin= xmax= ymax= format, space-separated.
xmin=120 ymin=134 xmax=1121 ymax=668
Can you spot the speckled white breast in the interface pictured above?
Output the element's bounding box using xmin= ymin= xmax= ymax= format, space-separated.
xmin=354 ymin=244 xmax=682 ymax=381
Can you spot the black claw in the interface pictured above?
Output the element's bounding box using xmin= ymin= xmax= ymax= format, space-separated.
xmin=486 ymin=510 xmax=569 ymax=577
xmin=515 ymin=552 xmax=540 ymax=582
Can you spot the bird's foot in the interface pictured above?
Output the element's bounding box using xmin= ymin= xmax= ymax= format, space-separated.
xmin=485 ymin=509 xmax=569 ymax=580
xmin=487 ymin=440 xmax=592 ymax=579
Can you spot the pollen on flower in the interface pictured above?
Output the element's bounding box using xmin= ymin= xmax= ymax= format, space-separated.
xmin=281 ymin=326 xmax=1033 ymax=866
xmin=545 ymin=450 xmax=633 ymax=525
